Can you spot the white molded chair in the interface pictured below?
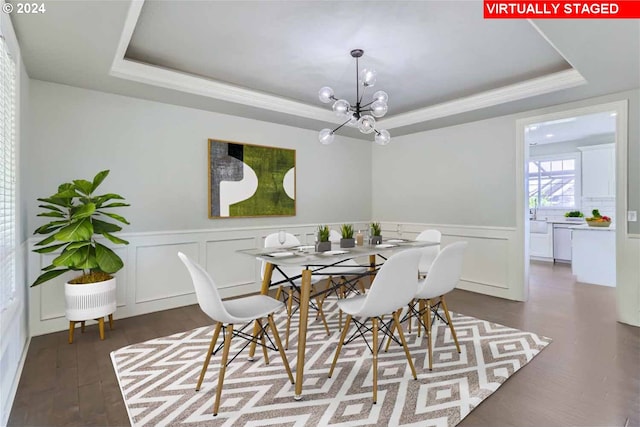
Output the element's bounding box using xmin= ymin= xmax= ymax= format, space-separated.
xmin=388 ymin=242 xmax=467 ymax=370
xmin=178 ymin=252 xmax=294 ymax=416
xmin=415 ymin=229 xmax=442 ymax=276
xmin=328 ymin=248 xmax=422 ymax=404
xmin=322 ymin=229 xmax=369 ymax=326
xmin=263 ymin=232 xmax=328 ymax=349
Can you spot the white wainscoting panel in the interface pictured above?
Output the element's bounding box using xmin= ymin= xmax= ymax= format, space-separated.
xmin=381 ymin=221 xmax=519 ymax=300
xmin=28 ymin=221 xmax=521 ymax=336
xmin=205 ymin=237 xmax=257 ymax=291
xmin=27 ymin=222 xmax=368 ymax=336
xmin=135 ymin=242 xmax=199 ymax=304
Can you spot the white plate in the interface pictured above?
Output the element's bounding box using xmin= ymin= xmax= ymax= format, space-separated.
xmin=296 ymin=245 xmax=315 ymax=250
xmin=386 ymin=239 xmax=406 ymax=243
xmin=375 ymin=244 xmax=396 ymax=249
xmin=322 ymin=250 xmax=349 ymax=256
xmin=265 ymin=251 xmax=295 ymax=258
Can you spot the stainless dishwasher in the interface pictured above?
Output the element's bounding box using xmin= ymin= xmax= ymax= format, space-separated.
xmin=553 ymin=224 xmax=572 ymax=263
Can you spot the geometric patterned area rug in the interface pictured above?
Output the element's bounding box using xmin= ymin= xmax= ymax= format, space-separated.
xmin=111 ymin=298 xmax=551 ymax=426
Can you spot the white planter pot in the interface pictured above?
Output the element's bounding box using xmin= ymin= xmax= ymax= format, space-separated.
xmin=64 ymin=278 xmax=116 ymax=321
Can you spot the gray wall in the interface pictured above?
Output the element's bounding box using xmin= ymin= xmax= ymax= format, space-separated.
xmin=372 ymin=114 xmax=517 ymax=227
xmin=25 ymin=80 xmax=373 ymax=234
xmin=373 ymin=89 xmax=639 ymax=234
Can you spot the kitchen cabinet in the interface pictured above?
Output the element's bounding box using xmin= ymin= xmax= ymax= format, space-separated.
xmin=571 ymin=226 xmax=616 ymax=286
xmin=530 ymin=221 xmax=552 ymax=259
xmin=579 ymin=144 xmax=615 ymax=198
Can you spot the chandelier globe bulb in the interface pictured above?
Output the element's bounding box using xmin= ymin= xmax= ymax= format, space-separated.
xmin=319 ymin=128 xmax=335 ymax=145
xmin=318 ymin=86 xmax=334 ymax=103
xmin=374 ymin=129 xmax=391 ymax=145
xmin=332 ymin=99 xmax=351 ymax=118
xmin=360 ymin=68 xmax=377 ymax=87
xmin=371 ymin=100 xmax=388 ymax=118
xmin=358 ymin=115 xmax=376 ymax=134
xmin=372 ymin=90 xmax=388 ymax=103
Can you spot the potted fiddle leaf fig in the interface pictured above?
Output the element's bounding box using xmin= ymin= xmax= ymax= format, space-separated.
xmin=315 ymin=225 xmax=331 ymax=252
xmin=370 ymin=222 xmax=382 ymax=245
xmin=31 ymin=170 xmax=129 ymax=342
xmin=340 ymin=224 xmax=355 ymax=248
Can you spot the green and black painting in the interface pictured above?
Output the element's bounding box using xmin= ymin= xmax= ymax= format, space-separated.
xmin=208 ymin=139 xmax=295 ymax=218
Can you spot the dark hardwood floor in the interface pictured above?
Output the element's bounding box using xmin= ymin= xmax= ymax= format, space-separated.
xmin=8 ymin=262 xmax=639 ymax=426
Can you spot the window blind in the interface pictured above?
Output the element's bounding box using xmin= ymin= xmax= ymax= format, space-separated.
xmin=0 ymin=35 xmax=16 ymax=312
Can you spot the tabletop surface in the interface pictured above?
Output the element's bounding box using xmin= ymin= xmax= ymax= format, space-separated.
xmin=237 ymin=239 xmax=438 ymax=267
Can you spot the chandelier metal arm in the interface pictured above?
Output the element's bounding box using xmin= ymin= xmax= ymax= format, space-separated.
xmin=331 ymin=117 xmax=353 ymax=134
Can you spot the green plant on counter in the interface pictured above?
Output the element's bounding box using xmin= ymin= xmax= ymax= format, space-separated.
xmin=317 ymin=225 xmax=330 ymax=242
xmin=370 ymin=222 xmax=382 ymax=237
xmin=340 ymin=224 xmax=354 ymax=239
xmin=564 ymin=211 xmax=584 ymax=217
xmin=31 ymin=170 xmax=130 ymax=286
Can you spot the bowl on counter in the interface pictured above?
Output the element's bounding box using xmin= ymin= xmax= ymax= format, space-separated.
xmin=585 ymin=219 xmax=611 ymax=227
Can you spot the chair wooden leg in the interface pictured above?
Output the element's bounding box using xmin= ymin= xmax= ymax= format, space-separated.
xmin=68 ymin=321 xmax=75 ymax=344
xmin=372 ymin=317 xmax=379 ymax=404
xmin=257 ymin=319 xmax=269 ymax=365
xmin=393 ymin=311 xmax=417 ymax=380
xmin=440 ymin=296 xmax=461 ymax=353
xmin=213 ymin=324 xmax=234 ymax=416
xmin=285 ymin=288 xmax=294 ymax=350
xmin=316 ymin=292 xmax=330 ymax=336
xmin=328 ymin=314 xmax=352 ymax=378
xmin=196 ymin=322 xmax=222 ymax=391
xmin=267 ymin=314 xmax=294 ymax=384
xmin=98 ymin=318 xmax=105 ymax=340
xmin=417 ymin=300 xmax=423 ymax=337
xmin=384 ymin=309 xmax=400 ymax=352
xmin=408 ymin=299 xmax=414 ymax=334
xmin=108 ymin=314 xmax=114 ymax=330
xmin=358 ymin=279 xmax=366 ymax=295
xmin=425 ymin=299 xmax=433 ymax=370
xmin=275 ymin=286 xmax=282 ymax=302
xmin=80 ymin=321 xmax=85 ymax=333
xmin=338 ymin=285 xmax=345 ymax=329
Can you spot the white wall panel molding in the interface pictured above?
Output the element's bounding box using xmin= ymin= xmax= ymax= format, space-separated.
xmin=380 ymin=221 xmax=519 ymax=300
xmin=27 ymin=222 xmax=368 ymax=336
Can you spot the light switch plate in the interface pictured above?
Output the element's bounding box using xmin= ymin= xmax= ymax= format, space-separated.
xmin=628 ymin=211 xmax=638 ymax=222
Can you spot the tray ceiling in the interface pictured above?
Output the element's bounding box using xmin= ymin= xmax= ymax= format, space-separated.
xmin=8 ymin=1 xmax=639 ymax=138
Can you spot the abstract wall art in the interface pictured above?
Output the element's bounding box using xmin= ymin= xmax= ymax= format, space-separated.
xmin=208 ymin=139 xmax=296 ymax=218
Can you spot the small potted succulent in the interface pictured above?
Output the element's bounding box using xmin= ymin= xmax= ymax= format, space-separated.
xmin=370 ymin=222 xmax=382 ymax=245
xmin=339 ymin=224 xmax=355 ymax=248
xmin=315 ymin=225 xmax=331 ymax=252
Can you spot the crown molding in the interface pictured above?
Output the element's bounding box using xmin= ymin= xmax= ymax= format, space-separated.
xmin=111 ymin=0 xmax=587 ymax=130
xmin=378 ymin=69 xmax=586 ymax=130
xmin=110 ymin=59 xmax=340 ymax=122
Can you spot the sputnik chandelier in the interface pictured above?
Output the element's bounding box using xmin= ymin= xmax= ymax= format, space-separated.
xmin=318 ymin=49 xmax=391 ymax=145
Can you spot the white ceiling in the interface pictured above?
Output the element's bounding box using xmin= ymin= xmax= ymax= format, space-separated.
xmin=8 ymin=1 xmax=640 ymax=140
xmin=125 ymin=1 xmax=569 ymax=115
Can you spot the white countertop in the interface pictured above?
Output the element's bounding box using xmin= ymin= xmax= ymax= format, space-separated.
xmin=570 ymin=224 xmax=615 ymax=231
xmin=547 ymin=219 xmax=586 ymax=224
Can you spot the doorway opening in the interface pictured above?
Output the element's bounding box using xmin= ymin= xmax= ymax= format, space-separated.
xmin=516 ymin=100 xmax=628 ymax=304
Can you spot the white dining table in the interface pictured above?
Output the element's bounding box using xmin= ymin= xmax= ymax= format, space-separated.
xmin=237 ymin=238 xmax=438 ymax=400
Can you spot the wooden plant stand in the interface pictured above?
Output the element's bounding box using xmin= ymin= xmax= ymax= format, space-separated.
xmin=68 ymin=314 xmax=114 ymax=344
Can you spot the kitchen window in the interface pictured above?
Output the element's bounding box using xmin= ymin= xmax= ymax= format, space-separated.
xmin=529 ymin=154 xmax=580 ymax=209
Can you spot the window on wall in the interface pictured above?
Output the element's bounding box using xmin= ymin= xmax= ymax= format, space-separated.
xmin=528 ymin=154 xmax=579 ymax=209
xmin=0 ymin=36 xmax=16 ymax=312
